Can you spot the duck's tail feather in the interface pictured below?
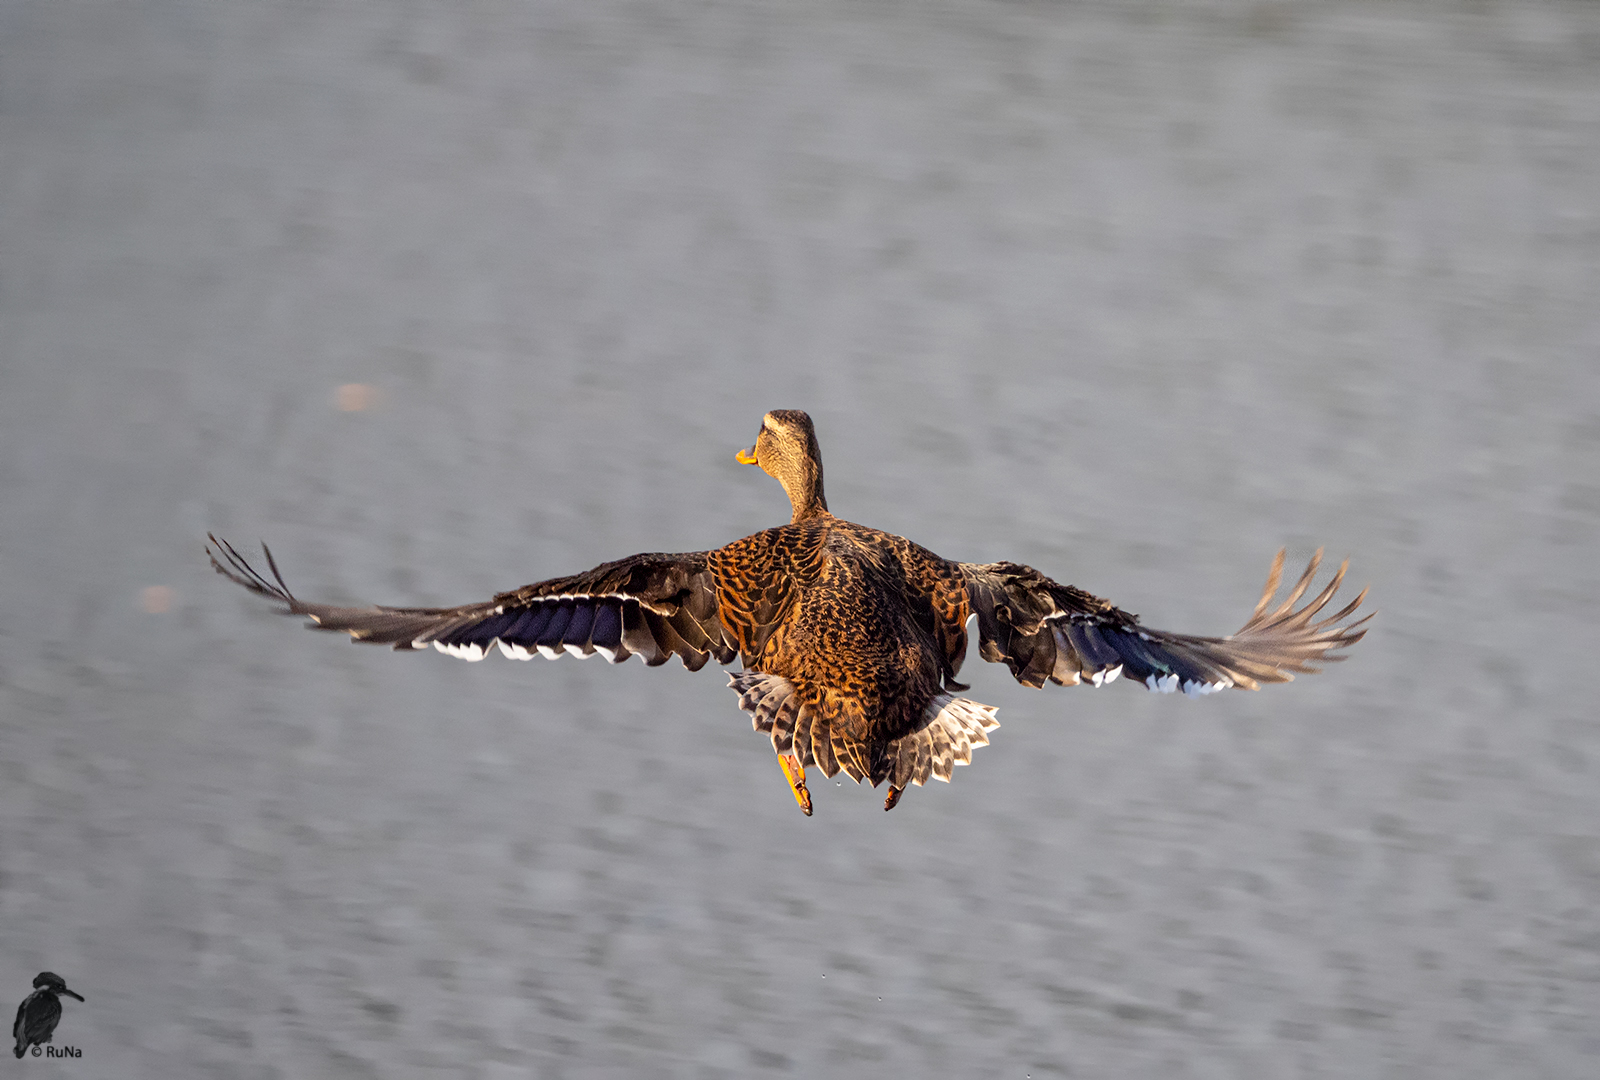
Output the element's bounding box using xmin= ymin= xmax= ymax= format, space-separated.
xmin=882 ymin=694 xmax=1000 ymax=789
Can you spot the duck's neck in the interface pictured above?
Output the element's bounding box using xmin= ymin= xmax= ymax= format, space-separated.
xmin=780 ymin=454 xmax=829 ymax=524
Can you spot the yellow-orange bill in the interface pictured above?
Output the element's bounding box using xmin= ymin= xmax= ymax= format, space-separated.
xmin=735 ymin=447 xmax=758 ymax=464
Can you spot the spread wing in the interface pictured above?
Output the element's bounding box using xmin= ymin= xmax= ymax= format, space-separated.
xmin=960 ymin=549 xmax=1370 ymax=696
xmin=207 ymin=535 xmax=736 ymax=670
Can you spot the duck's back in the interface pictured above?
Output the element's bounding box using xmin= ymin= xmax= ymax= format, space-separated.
xmin=712 ymin=517 xmax=959 ymax=751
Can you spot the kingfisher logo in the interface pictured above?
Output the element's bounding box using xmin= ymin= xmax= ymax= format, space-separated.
xmin=12 ymin=972 xmax=83 ymax=1059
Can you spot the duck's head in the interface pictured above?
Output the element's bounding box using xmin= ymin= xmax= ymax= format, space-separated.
xmin=32 ymin=972 xmax=83 ymax=1001
xmin=737 ymin=410 xmax=829 ymax=522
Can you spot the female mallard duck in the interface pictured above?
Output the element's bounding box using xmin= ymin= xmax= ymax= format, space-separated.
xmin=209 ymin=409 xmax=1369 ymax=816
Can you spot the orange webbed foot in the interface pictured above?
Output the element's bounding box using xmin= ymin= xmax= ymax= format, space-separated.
xmin=778 ymin=754 xmax=812 ymax=816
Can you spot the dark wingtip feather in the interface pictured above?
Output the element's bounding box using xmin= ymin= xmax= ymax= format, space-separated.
xmin=1052 ymin=550 xmax=1371 ymax=698
xmin=207 ymin=534 xmax=298 ymax=608
xmin=1248 ymin=548 xmax=1287 ymax=622
xmin=260 ymin=542 xmax=296 ymax=602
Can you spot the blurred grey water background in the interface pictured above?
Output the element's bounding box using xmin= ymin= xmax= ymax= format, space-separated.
xmin=3 ymin=0 xmax=1599 ymax=1075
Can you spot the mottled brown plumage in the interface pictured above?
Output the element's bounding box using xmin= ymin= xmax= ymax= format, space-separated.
xmin=209 ymin=410 xmax=1370 ymax=815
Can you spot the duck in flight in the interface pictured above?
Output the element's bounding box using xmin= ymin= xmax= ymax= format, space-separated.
xmin=209 ymin=409 xmax=1370 ymax=816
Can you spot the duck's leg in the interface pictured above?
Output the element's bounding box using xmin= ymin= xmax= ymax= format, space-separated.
xmin=778 ymin=754 xmax=812 ymax=816
xmin=883 ymin=785 xmax=905 ymax=812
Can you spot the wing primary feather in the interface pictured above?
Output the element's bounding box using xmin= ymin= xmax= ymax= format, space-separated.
xmin=1310 ymin=589 xmax=1371 ymax=634
xmin=208 ymin=534 xmax=295 ymax=604
xmin=1263 ymin=548 xmax=1323 ymax=624
xmin=1244 ymin=548 xmax=1287 ymax=625
xmin=259 ymin=542 xmax=297 ymax=602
